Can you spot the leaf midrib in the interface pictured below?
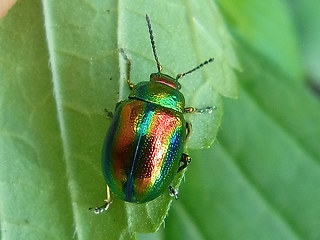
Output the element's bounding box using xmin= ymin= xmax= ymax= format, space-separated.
xmin=41 ymin=1 xmax=79 ymax=239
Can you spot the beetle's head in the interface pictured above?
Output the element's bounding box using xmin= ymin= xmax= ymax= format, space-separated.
xmin=150 ymin=72 xmax=181 ymax=90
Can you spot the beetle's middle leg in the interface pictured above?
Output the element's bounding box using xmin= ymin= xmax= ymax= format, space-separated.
xmin=176 ymin=122 xmax=193 ymax=173
xmin=178 ymin=153 xmax=191 ymax=172
xmin=184 ymin=106 xmax=216 ymax=114
xmin=183 ymin=105 xmax=216 ymax=141
xmin=186 ymin=121 xmax=192 ymax=142
xmin=119 ymin=48 xmax=134 ymax=90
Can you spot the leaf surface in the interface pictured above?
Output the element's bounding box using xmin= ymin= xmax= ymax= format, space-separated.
xmin=0 ymin=0 xmax=237 ymax=239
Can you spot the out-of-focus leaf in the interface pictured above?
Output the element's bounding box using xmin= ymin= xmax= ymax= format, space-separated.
xmin=285 ymin=0 xmax=320 ymax=90
xmin=218 ymin=0 xmax=303 ymax=82
xmin=162 ymin=39 xmax=320 ymax=240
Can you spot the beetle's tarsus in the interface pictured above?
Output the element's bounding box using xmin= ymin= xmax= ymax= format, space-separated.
xmin=89 ymin=199 xmax=112 ymax=214
xmin=169 ymin=186 xmax=178 ymax=200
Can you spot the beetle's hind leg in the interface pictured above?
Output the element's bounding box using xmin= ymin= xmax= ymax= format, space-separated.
xmin=89 ymin=185 xmax=112 ymax=214
xmin=169 ymin=185 xmax=178 ymax=200
xmin=119 ymin=48 xmax=134 ymax=90
xmin=168 ymin=152 xmax=192 ymax=199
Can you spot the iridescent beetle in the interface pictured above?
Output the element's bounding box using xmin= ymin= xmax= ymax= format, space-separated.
xmin=92 ymin=15 xmax=214 ymax=213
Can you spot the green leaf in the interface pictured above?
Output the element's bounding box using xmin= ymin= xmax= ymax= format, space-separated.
xmin=163 ymin=43 xmax=320 ymax=239
xmin=153 ymin=1 xmax=320 ymax=239
xmin=0 ymin=0 xmax=237 ymax=239
xmin=218 ymin=0 xmax=303 ymax=82
xmin=285 ymin=0 xmax=320 ymax=86
xmin=152 ymin=2 xmax=320 ymax=240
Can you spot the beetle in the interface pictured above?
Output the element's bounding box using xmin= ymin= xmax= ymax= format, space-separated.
xmin=92 ymin=14 xmax=214 ymax=214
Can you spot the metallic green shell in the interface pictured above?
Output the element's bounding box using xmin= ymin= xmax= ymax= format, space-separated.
xmin=129 ymin=81 xmax=185 ymax=113
xmin=102 ymin=99 xmax=186 ymax=203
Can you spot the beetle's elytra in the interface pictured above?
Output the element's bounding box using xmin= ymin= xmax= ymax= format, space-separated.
xmin=92 ymin=14 xmax=214 ymax=214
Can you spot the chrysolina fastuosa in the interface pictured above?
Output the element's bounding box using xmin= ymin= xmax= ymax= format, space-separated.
xmin=92 ymin=14 xmax=214 ymax=214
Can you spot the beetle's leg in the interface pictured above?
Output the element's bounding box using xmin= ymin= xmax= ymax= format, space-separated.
xmin=104 ymin=100 xmax=127 ymax=119
xmin=178 ymin=153 xmax=191 ymax=172
xmin=125 ymin=56 xmax=134 ymax=90
xmin=176 ymin=124 xmax=192 ymax=172
xmin=169 ymin=185 xmax=178 ymax=200
xmin=186 ymin=122 xmax=192 ymax=143
xmin=119 ymin=48 xmax=134 ymax=90
xmin=184 ymin=106 xmax=216 ymax=114
xmin=104 ymin=109 xmax=114 ymax=119
xmin=89 ymin=185 xmax=112 ymax=214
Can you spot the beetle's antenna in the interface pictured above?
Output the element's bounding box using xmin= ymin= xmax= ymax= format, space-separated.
xmin=176 ymin=58 xmax=214 ymax=80
xmin=146 ymin=14 xmax=162 ymax=73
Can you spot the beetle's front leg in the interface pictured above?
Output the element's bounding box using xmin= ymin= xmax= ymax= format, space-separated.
xmin=119 ymin=48 xmax=134 ymax=90
xmin=104 ymin=109 xmax=114 ymax=119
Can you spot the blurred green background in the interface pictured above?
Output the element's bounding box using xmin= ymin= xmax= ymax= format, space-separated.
xmin=0 ymin=0 xmax=319 ymax=240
